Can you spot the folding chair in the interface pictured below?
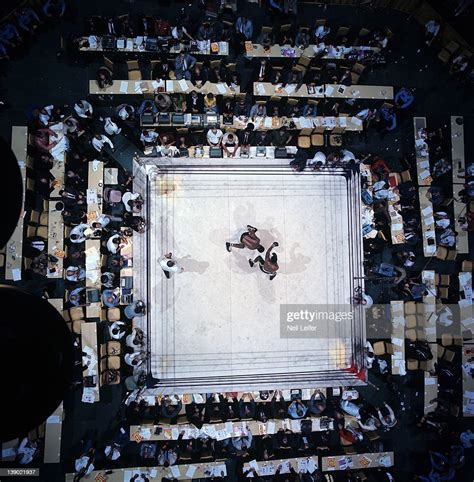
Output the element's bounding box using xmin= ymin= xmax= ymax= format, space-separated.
xmin=127 ymin=60 xmax=142 ymax=81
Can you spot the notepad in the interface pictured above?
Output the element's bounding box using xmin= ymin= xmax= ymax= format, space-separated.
xmin=421 ymin=205 xmax=433 ymax=216
xmin=186 ymin=465 xmax=197 ymax=478
xmin=216 ymin=83 xmax=227 ymax=94
xmin=419 ymin=169 xmax=431 ymax=179
xmin=285 ymin=84 xmax=296 ymax=94
xmin=119 ymin=81 xmax=128 ymax=93
xmin=351 ymin=116 xmax=363 ymax=126
xmin=324 ymin=85 xmax=334 ymax=96
xmin=178 ymin=79 xmax=188 ymax=92
xmin=165 ymin=80 xmax=174 ymax=92
xmin=415 ymin=138 xmax=425 ymax=147
xmin=423 ymin=216 xmax=434 ymax=226
xmin=339 ymin=116 xmax=347 ymax=127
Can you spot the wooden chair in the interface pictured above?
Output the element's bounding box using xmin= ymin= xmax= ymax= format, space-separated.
xmin=36 ymin=226 xmax=48 ymax=238
xmin=438 ymin=286 xmax=449 ymax=300
xmin=280 ymin=24 xmax=292 ymax=32
xmin=298 ymin=56 xmax=312 ymax=68
xmin=70 ymin=306 xmax=85 ymax=321
xmin=435 ymin=246 xmax=449 ymax=260
xmin=226 ymin=63 xmax=236 ymax=72
xmin=350 ymin=72 xmax=360 ymax=85
xmin=336 ymin=26 xmax=350 ymax=38
xmin=435 ymin=274 xmax=450 ymax=287
xmin=287 ymin=98 xmax=298 ymax=106
xmin=373 ymin=341 xmax=386 ymax=356
xmin=438 ymin=40 xmax=459 ymax=63
xmin=442 ymin=348 xmax=455 ymax=363
xmin=297 ymin=128 xmax=312 ymax=148
xmin=72 ymin=319 xmax=84 ymax=335
xmin=210 ymin=59 xmax=222 ymax=70
xmin=39 ymin=211 xmax=48 ymax=226
xmin=315 ymin=19 xmax=326 ymax=28
xmin=405 ymin=329 xmax=417 ymax=342
xmin=441 ymin=333 xmax=453 ymax=347
xmin=462 ymin=260 xmax=473 ymax=272
xmin=127 ymin=60 xmax=142 ymax=80
xmin=329 ymin=126 xmax=344 ymax=146
xmin=107 ymin=307 xmax=121 ymax=321
xmin=352 ymin=62 xmax=366 ymax=76
xmin=29 ymin=210 xmax=40 ymax=225
xmin=261 ymin=26 xmax=273 ymax=35
xmin=405 ymin=301 xmax=417 ymax=315
xmin=407 ymin=359 xmax=419 ymax=370
xmin=100 ymin=341 xmax=121 ymax=357
xmin=405 ymin=315 xmax=417 ymax=329
xmin=101 ymin=355 xmax=121 ymax=371
xmin=311 ymin=126 xmax=326 ymax=147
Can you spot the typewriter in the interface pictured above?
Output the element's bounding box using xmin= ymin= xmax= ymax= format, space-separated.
xmin=102 ymin=35 xmax=117 ymax=50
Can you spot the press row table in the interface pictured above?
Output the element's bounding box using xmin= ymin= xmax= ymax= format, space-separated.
xmin=89 ymin=79 xmax=240 ymax=95
xmin=5 ymin=126 xmax=28 ymax=281
xmin=321 ymin=451 xmax=394 ymax=471
xmin=66 ymin=461 xmax=227 ymax=481
xmin=243 ymin=456 xmax=318 ymax=476
xmin=141 ymin=113 xmax=363 ymax=131
xmin=245 ymin=42 xmax=379 ymax=59
xmin=78 ymin=36 xmax=229 ymax=56
xmin=46 ymin=122 xmax=68 ymax=278
xmin=253 ymin=82 xmax=393 ymax=100
xmin=390 ymin=301 xmax=406 ymax=376
xmin=81 ymin=321 xmax=100 ymax=403
xmin=130 ymin=416 xmax=335 ymax=441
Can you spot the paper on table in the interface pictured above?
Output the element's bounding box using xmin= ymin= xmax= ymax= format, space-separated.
xmin=425 ymin=377 xmax=436 ymax=385
xmin=216 ymin=83 xmax=227 ymax=94
xmin=419 ymin=169 xmax=431 ymax=180
xmin=120 ymin=81 xmax=128 ymax=93
xmin=178 ymin=79 xmax=188 ymax=92
xmin=325 ymin=85 xmax=334 ymax=96
xmin=351 ymin=116 xmax=363 ymax=126
xmin=171 ymin=428 xmax=180 ymax=440
xmin=170 ymin=465 xmax=181 ymax=477
xmin=290 ymin=419 xmax=300 ymax=432
xmin=459 ymin=272 xmax=472 ymax=285
xmin=81 ymin=387 xmax=96 ymax=403
xmin=391 ymin=223 xmax=403 ymax=231
xmin=419 ymin=160 xmax=430 ymax=169
xmin=424 ymin=216 xmax=435 ymax=226
xmin=139 ymin=428 xmax=152 ymax=440
xmin=149 ymin=469 xmax=157 ymax=478
xmin=285 ymin=84 xmax=296 ymax=94
xmin=165 ymin=80 xmax=174 ymax=92
xmin=307 ymin=458 xmax=317 ymax=473
xmin=464 ymin=390 xmax=474 ymax=399
xmin=11 ymin=268 xmax=21 ymax=281
xmin=392 ymin=351 xmax=403 ymax=359
xmin=425 ymin=244 xmax=436 ymax=254
xmin=134 ymin=82 xmax=143 ymax=94
xmin=392 ymin=337 xmax=404 ymax=347
xmin=425 ymin=326 xmax=436 ymax=335
xmin=185 ymin=465 xmax=197 ymax=478
xmin=249 ymin=460 xmax=259 ymax=470
xmin=339 ymin=116 xmax=347 ymax=127
xmin=256 ymin=83 xmax=266 ymax=95
xmin=225 ymin=421 xmax=233 ymax=434
xmin=126 ymin=39 xmax=134 ymax=50
xmin=264 ymin=117 xmax=273 ymax=128
xmin=266 ymin=421 xmax=276 ymax=434
xmin=423 ymin=270 xmax=435 ymax=279
xmin=415 ymin=138 xmax=425 ymax=147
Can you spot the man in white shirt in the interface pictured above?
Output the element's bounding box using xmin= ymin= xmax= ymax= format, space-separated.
xmin=140 ymin=129 xmax=159 ymax=146
xmin=70 ymin=223 xmax=90 ymax=243
xmin=74 ymin=100 xmax=93 ymax=118
xmin=314 ymin=25 xmax=330 ymax=40
xmin=107 ymin=233 xmax=127 ymax=254
xmin=116 ymin=103 xmax=134 ymax=120
xmin=92 ymin=134 xmax=114 ymax=152
xmin=74 ymin=454 xmax=94 ymax=477
xmin=206 ymin=126 xmax=223 ymax=146
xmin=122 ymin=192 xmax=142 ymax=213
xmin=308 ymin=151 xmax=326 ymax=170
xmin=222 ymin=131 xmax=239 ymax=157
xmin=109 ymin=320 xmax=126 ymax=339
xmin=104 ymin=117 xmax=121 ymax=136
xmin=159 ymin=252 xmax=184 ymax=279
xmin=17 ymin=438 xmax=37 ymax=465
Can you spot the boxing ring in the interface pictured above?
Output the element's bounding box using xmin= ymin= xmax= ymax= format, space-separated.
xmin=132 ymin=157 xmax=366 ymax=393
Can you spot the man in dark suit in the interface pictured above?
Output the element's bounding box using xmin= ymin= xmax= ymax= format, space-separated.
xmin=237 ymin=125 xmax=255 ymax=147
xmin=253 ymin=59 xmax=273 ymax=82
xmin=187 ymin=91 xmax=204 ymax=113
